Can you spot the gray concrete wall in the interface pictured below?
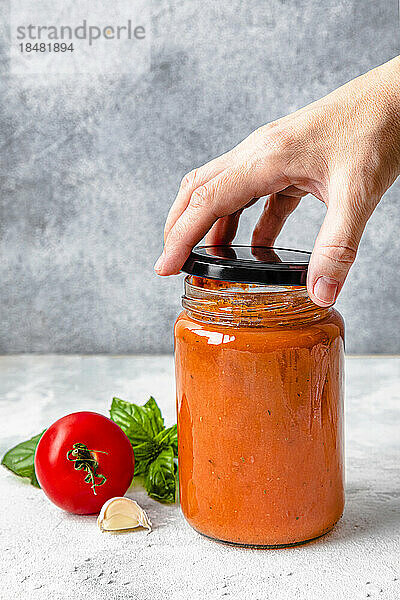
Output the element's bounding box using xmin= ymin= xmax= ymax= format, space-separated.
xmin=0 ymin=0 xmax=399 ymax=354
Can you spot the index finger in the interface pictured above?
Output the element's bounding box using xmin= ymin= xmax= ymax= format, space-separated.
xmin=163 ymin=150 xmax=237 ymax=243
xmin=157 ymin=162 xmax=286 ymax=275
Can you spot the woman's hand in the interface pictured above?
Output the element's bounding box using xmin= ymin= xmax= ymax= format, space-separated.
xmin=155 ymin=56 xmax=400 ymax=306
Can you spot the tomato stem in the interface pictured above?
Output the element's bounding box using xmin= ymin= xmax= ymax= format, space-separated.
xmin=66 ymin=443 xmax=108 ymax=495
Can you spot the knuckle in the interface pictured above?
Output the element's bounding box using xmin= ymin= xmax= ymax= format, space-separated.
xmin=264 ymin=120 xmax=279 ymax=130
xmin=266 ymin=127 xmax=297 ymax=153
xmin=245 ymin=125 xmax=270 ymax=147
xmin=189 ymin=185 xmax=210 ymax=211
xmin=319 ymin=244 xmax=357 ymax=266
xmin=244 ymin=124 xmax=300 ymax=168
xmin=253 ymin=125 xmax=268 ymax=139
xmin=180 ymin=169 xmax=199 ymax=192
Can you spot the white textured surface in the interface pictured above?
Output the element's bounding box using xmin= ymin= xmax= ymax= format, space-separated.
xmin=0 ymin=355 xmax=399 ymax=600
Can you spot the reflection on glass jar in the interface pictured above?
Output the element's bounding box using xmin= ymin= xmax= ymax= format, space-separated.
xmin=175 ymin=275 xmax=344 ymax=547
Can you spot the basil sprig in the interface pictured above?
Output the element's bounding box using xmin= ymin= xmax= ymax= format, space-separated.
xmin=110 ymin=396 xmax=178 ymax=503
xmin=1 ymin=396 xmax=177 ymax=504
xmin=1 ymin=431 xmax=45 ymax=487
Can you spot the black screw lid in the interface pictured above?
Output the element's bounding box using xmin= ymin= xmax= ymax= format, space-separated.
xmin=181 ymin=245 xmax=311 ymax=286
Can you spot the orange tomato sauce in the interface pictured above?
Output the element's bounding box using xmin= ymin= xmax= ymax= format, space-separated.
xmin=175 ymin=277 xmax=344 ymax=547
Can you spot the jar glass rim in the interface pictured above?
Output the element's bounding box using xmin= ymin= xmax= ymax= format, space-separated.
xmin=182 ymin=276 xmax=329 ymax=327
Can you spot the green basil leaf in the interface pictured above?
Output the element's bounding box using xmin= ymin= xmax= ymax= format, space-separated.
xmin=133 ymin=425 xmax=178 ymax=475
xmin=133 ymin=440 xmax=162 ymax=476
xmin=110 ymin=396 xmax=165 ymax=445
xmin=144 ymin=396 xmax=165 ymax=434
xmin=144 ymin=446 xmax=176 ymax=503
xmin=133 ymin=427 xmax=177 ymax=476
xmin=110 ymin=396 xmax=177 ymax=503
xmin=1 ymin=431 xmax=45 ymax=487
xmin=132 ymin=459 xmax=151 ymax=477
xmin=154 ymin=424 xmax=178 ymax=457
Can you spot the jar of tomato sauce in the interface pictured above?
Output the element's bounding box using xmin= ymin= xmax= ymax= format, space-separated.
xmin=175 ymin=246 xmax=344 ymax=547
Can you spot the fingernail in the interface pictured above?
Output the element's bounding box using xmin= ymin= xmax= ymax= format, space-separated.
xmin=313 ymin=276 xmax=338 ymax=306
xmin=154 ymin=252 xmax=165 ymax=273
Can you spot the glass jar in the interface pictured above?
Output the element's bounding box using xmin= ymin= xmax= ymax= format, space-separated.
xmin=175 ymin=266 xmax=344 ymax=548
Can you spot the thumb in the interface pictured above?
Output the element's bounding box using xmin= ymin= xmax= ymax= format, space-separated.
xmin=307 ymin=199 xmax=368 ymax=307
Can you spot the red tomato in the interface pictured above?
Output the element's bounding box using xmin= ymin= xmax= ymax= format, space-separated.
xmin=35 ymin=411 xmax=135 ymax=514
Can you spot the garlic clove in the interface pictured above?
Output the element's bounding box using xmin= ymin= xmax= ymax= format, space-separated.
xmin=97 ymin=497 xmax=152 ymax=533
